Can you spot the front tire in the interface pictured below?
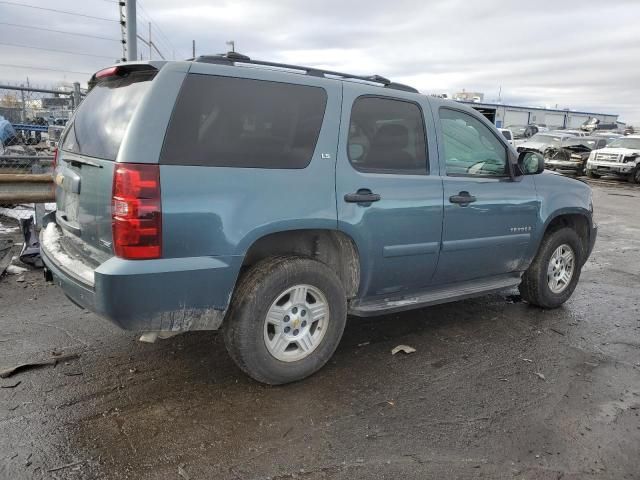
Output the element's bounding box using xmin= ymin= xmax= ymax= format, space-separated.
xmin=586 ymin=169 xmax=600 ymax=179
xmin=627 ymin=166 xmax=640 ymax=184
xmin=519 ymin=227 xmax=584 ymax=309
xmin=223 ymin=256 xmax=347 ymax=385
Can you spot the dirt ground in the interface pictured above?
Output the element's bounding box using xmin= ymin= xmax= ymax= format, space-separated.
xmin=1 ymin=179 xmax=639 ymax=480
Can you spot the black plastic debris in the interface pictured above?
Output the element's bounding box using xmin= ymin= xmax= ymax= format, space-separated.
xmin=19 ymin=217 xmax=43 ymax=268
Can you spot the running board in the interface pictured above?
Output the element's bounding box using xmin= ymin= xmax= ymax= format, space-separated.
xmin=349 ymin=274 xmax=522 ymax=317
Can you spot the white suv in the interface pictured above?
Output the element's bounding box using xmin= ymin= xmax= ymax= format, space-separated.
xmin=586 ymin=135 xmax=640 ymax=183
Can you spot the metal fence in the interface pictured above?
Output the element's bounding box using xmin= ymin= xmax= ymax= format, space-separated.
xmin=0 ymin=83 xmax=74 ymax=226
xmin=0 ymin=83 xmax=81 ymax=124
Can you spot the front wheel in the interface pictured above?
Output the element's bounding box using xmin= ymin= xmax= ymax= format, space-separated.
xmin=519 ymin=228 xmax=584 ymax=309
xmin=586 ymin=169 xmax=601 ymax=179
xmin=223 ymin=256 xmax=347 ymax=385
xmin=627 ymin=166 xmax=640 ymax=184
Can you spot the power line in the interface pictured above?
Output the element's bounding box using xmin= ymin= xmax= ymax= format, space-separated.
xmin=0 ymin=63 xmax=93 ymax=75
xmin=0 ymin=1 xmax=119 ymax=22
xmin=0 ymin=22 xmax=120 ymax=43
xmin=0 ymin=41 xmax=116 ymax=60
xmin=136 ymin=0 xmax=188 ymax=58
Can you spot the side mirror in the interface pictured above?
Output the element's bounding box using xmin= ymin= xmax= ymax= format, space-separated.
xmin=517 ymin=150 xmax=545 ymax=175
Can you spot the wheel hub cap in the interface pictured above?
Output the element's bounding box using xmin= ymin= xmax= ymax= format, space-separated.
xmin=547 ymin=244 xmax=575 ymax=294
xmin=263 ymin=284 xmax=329 ymax=362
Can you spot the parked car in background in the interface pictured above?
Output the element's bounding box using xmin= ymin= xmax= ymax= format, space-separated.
xmin=516 ymin=132 xmax=577 ymax=154
xmin=586 ymin=135 xmax=640 ymax=183
xmin=544 ymin=136 xmax=608 ymax=175
xmin=581 ymin=118 xmax=619 ymax=133
xmin=509 ymin=124 xmax=539 ymax=140
xmin=560 ymin=129 xmax=590 ymax=137
xmin=498 ymin=128 xmax=514 ymax=144
xmin=41 ymin=54 xmax=597 ymax=384
xmin=590 ymin=131 xmax=623 ymax=142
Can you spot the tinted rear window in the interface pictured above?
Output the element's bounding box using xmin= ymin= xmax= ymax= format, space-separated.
xmin=61 ymin=70 xmax=155 ymax=160
xmin=160 ymin=74 xmax=327 ymax=168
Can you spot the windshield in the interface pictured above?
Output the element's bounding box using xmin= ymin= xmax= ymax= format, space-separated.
xmin=61 ymin=70 xmax=156 ymax=160
xmin=608 ymin=138 xmax=640 ymax=150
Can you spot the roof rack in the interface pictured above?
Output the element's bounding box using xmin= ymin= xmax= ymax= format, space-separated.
xmin=192 ymin=52 xmax=419 ymax=93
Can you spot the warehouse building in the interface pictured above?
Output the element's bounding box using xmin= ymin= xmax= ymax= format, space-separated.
xmin=457 ymin=100 xmax=619 ymax=129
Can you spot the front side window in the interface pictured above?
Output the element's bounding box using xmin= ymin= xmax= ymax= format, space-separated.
xmin=440 ymin=108 xmax=508 ymax=176
xmin=347 ymin=96 xmax=427 ymax=174
xmin=161 ymin=74 xmax=327 ymax=168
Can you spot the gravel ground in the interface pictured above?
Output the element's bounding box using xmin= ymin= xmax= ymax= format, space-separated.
xmin=0 ymin=180 xmax=639 ymax=480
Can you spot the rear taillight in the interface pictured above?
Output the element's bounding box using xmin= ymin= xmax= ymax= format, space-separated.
xmin=112 ymin=163 xmax=161 ymax=260
xmin=96 ymin=66 xmax=119 ymax=79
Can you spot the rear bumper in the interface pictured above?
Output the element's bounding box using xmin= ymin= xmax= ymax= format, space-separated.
xmin=40 ymin=215 xmax=238 ymax=332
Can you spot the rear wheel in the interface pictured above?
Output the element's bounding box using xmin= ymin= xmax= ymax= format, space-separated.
xmin=519 ymin=227 xmax=583 ymax=309
xmin=586 ymin=169 xmax=601 ymax=179
xmin=223 ymin=256 xmax=347 ymax=385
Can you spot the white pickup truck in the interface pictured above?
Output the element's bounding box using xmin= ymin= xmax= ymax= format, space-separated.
xmin=586 ymin=135 xmax=640 ymax=183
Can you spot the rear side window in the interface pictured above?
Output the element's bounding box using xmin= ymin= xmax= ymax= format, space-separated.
xmin=348 ymin=96 xmax=427 ymax=174
xmin=61 ymin=70 xmax=155 ymax=160
xmin=161 ymin=74 xmax=327 ymax=168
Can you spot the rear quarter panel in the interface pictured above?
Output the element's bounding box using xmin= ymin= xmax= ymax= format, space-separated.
xmin=159 ymin=65 xmax=342 ymax=261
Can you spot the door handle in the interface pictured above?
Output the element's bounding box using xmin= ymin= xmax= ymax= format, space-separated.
xmin=344 ymin=189 xmax=381 ymax=204
xmin=449 ymin=191 xmax=477 ymax=206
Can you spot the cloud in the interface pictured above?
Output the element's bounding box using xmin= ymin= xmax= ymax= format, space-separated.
xmin=0 ymin=0 xmax=638 ymax=123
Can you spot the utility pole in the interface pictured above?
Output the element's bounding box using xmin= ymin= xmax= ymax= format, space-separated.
xmin=192 ymin=40 xmax=196 ymax=58
xmin=20 ymin=87 xmax=25 ymax=122
xmin=226 ymin=40 xmax=235 ymax=52
xmin=125 ymin=0 xmax=137 ymax=61
xmin=73 ymin=82 xmax=81 ymax=111
xmin=118 ymin=1 xmax=127 ymax=61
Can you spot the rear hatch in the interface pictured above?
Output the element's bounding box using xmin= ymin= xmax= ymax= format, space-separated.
xmin=56 ymin=66 xmax=157 ymax=265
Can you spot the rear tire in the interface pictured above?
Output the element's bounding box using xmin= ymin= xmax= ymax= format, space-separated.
xmin=519 ymin=227 xmax=584 ymax=309
xmin=586 ymin=169 xmax=600 ymax=179
xmin=223 ymin=256 xmax=347 ymax=385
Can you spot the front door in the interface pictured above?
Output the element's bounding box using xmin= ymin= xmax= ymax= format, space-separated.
xmin=336 ymin=84 xmax=443 ymax=299
xmin=433 ymin=106 xmax=539 ymax=284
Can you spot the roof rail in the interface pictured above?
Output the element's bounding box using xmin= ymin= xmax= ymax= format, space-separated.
xmin=192 ymin=52 xmax=419 ymax=93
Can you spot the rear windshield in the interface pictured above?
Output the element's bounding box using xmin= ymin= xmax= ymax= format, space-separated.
xmin=160 ymin=74 xmax=327 ymax=169
xmin=61 ymin=70 xmax=155 ymax=160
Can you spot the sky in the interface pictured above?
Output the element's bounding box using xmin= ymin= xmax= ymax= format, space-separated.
xmin=0 ymin=0 xmax=639 ymax=124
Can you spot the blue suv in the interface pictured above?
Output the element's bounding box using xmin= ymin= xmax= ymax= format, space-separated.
xmin=42 ymin=53 xmax=597 ymax=384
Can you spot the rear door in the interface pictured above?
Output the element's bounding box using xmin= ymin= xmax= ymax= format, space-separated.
xmin=56 ymin=67 xmax=159 ymax=261
xmin=433 ymin=105 xmax=538 ymax=284
xmin=336 ymin=84 xmax=443 ymax=299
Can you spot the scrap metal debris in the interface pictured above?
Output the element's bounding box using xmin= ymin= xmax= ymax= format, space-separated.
xmin=1 ymin=380 xmax=21 ymax=388
xmin=0 ymin=353 xmax=80 ymax=379
xmin=47 ymin=460 xmax=84 ymax=473
xmin=178 ymin=464 xmax=191 ymax=480
xmin=391 ymin=345 xmax=416 ymax=355
xmin=534 ymin=372 xmax=546 ymax=381
xmin=19 ymin=217 xmax=43 ymax=268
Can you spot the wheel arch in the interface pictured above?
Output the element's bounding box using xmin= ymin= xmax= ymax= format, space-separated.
xmin=241 ymin=229 xmax=361 ymax=299
xmin=540 ymin=209 xmax=592 ymax=262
